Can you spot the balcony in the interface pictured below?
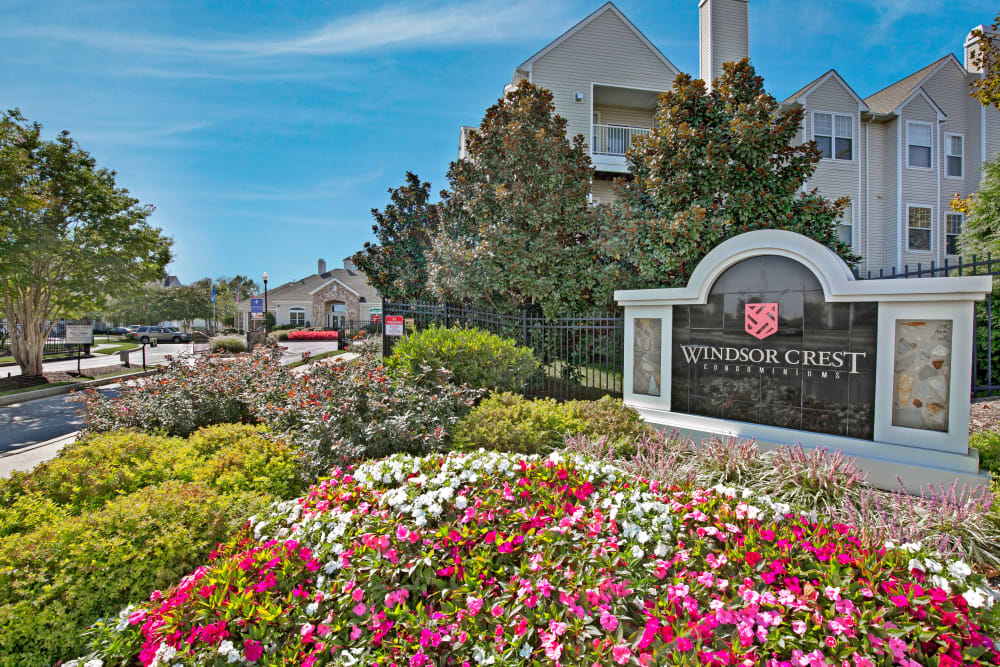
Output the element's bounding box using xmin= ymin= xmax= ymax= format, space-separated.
xmin=591 ymin=124 xmax=651 ymax=172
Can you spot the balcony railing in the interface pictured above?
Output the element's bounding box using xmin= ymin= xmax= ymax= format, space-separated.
xmin=591 ymin=124 xmax=651 ymax=157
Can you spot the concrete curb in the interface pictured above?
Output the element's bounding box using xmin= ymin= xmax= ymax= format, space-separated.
xmin=0 ymin=431 xmax=78 ymax=459
xmin=0 ymin=432 xmax=79 ymax=477
xmin=0 ymin=368 xmax=162 ymax=407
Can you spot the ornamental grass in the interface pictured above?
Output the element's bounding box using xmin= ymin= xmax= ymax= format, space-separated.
xmin=79 ymin=450 xmax=999 ymax=667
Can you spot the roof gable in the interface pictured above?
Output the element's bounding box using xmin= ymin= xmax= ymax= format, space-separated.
xmin=783 ymin=69 xmax=869 ymax=110
xmin=517 ymin=2 xmax=678 ymax=76
xmin=864 ymin=54 xmax=964 ymax=114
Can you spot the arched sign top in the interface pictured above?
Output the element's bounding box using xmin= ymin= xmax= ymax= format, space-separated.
xmin=614 ymin=229 xmax=992 ymax=305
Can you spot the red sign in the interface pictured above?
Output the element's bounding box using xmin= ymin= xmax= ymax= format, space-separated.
xmin=385 ymin=316 xmax=404 ymax=337
xmin=744 ymin=303 xmax=778 ymax=340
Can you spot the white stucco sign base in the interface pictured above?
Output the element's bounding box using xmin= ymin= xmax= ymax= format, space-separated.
xmin=615 ymin=230 xmax=992 ymax=492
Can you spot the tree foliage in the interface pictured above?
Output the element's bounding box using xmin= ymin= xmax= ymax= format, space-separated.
xmin=969 ymin=15 xmax=1000 ymax=110
xmin=102 ymin=279 xmax=239 ymax=330
xmin=605 ymin=60 xmax=858 ymax=290
xmin=0 ymin=109 xmax=172 ymax=376
xmin=427 ymin=81 xmax=612 ymax=318
xmin=954 ymin=158 xmax=1000 ymax=258
xmin=351 ymin=172 xmax=437 ymax=302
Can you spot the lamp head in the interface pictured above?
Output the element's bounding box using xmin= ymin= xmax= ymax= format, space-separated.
xmin=262 ymin=272 xmax=269 ymax=283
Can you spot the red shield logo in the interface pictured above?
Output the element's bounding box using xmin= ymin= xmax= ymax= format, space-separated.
xmin=745 ymin=303 xmax=778 ymax=340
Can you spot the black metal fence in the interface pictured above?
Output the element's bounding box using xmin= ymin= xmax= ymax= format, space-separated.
xmin=0 ymin=336 xmax=85 ymax=360
xmin=855 ymin=255 xmax=1000 ymax=398
xmin=381 ymin=302 xmax=624 ymax=401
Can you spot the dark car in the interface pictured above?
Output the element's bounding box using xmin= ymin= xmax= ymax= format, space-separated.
xmin=127 ymin=326 xmax=192 ymax=344
xmin=107 ymin=326 xmax=130 ymax=335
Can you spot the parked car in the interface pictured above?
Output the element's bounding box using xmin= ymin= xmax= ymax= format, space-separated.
xmin=127 ymin=326 xmax=192 ymax=344
xmin=107 ymin=326 xmax=130 ymax=336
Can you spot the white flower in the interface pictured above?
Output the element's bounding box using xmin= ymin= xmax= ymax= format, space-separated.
xmin=454 ymin=495 xmax=468 ymax=510
xmin=963 ymin=589 xmax=986 ymax=609
xmin=62 ymin=661 xmax=80 ymax=667
xmin=84 ymin=661 xmax=104 ymax=667
xmin=947 ymin=560 xmax=972 ymax=580
xmin=907 ymin=559 xmax=925 ymax=573
xmin=217 ymin=640 xmax=235 ymax=655
xmin=305 ymin=602 xmax=319 ymax=615
xmin=519 ymin=643 xmax=532 ymax=658
xmin=930 ymin=575 xmax=951 ymax=593
xmin=923 ymin=558 xmax=943 ymax=574
xmin=654 ymin=542 xmax=668 ymax=557
xmin=637 ymin=530 xmax=650 ymax=544
xmin=630 ymin=545 xmax=644 ymax=560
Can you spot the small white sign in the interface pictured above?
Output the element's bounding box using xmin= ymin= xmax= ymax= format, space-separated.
xmin=65 ymin=324 xmax=94 ymax=345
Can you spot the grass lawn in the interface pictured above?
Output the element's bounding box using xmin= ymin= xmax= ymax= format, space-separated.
xmin=95 ymin=342 xmax=140 ymax=355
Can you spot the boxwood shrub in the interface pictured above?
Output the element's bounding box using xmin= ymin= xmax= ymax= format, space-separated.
xmin=450 ymin=392 xmax=646 ymax=455
xmin=0 ymin=424 xmax=305 ymax=667
xmin=386 ymin=325 xmax=538 ymax=392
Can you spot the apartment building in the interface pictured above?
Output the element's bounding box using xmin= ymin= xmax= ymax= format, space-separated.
xmin=461 ymin=0 xmax=999 ymax=275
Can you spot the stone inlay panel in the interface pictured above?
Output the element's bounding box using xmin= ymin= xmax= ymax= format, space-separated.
xmin=633 ymin=318 xmax=662 ymax=396
xmin=892 ymin=319 xmax=952 ymax=432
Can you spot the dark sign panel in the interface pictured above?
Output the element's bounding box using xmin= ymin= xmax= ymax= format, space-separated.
xmin=671 ymin=256 xmax=878 ymax=439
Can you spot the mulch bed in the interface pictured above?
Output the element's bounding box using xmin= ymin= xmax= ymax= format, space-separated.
xmin=970 ymin=398 xmax=1000 ymax=434
xmin=0 ymin=365 xmax=126 ymax=394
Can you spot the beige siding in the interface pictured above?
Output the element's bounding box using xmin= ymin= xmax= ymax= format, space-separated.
xmin=699 ymin=2 xmax=712 ymax=83
xmin=709 ymin=0 xmax=749 ymax=83
xmin=594 ymin=105 xmax=654 ymax=128
xmin=531 ymin=9 xmax=678 ymax=148
xmin=987 ymin=105 xmax=1000 ymax=165
xmin=884 ymin=119 xmax=900 ymax=271
xmin=591 ymin=179 xmax=618 ymax=204
xmin=921 ymin=64 xmax=971 ymax=260
xmin=899 ymin=95 xmax=939 ymax=268
xmin=802 ymin=77 xmax=861 ymax=259
xmin=862 ymin=122 xmax=888 ymax=274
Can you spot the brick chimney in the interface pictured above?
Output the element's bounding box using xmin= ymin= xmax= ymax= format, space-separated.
xmin=699 ymin=0 xmax=749 ymax=90
xmin=317 ymin=258 xmax=326 ymax=274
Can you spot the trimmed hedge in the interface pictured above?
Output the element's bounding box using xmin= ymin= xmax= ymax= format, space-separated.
xmin=451 ymin=393 xmax=646 ymax=455
xmin=0 ymin=425 xmax=305 ymax=667
xmin=387 ymin=325 xmax=538 ymax=392
xmin=210 ymin=336 xmax=248 ymax=353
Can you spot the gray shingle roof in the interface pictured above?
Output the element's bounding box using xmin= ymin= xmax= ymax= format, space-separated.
xmin=246 ymin=268 xmax=380 ymax=306
xmin=863 ymin=56 xmax=950 ymax=114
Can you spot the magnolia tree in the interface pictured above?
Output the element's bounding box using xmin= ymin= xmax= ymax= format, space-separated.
xmin=0 ymin=110 xmax=172 ymax=376
xmin=428 ymin=81 xmax=612 ymax=318
xmin=605 ymin=60 xmax=858 ymax=289
xmin=351 ymin=172 xmax=438 ymax=302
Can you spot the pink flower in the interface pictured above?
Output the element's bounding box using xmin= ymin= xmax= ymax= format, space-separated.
xmin=888 ymin=637 xmax=907 ymax=661
xmin=244 ymin=640 xmax=263 ymax=663
xmin=792 ymin=620 xmax=807 ymax=635
xmin=600 ymin=611 xmax=619 ymax=632
xmin=544 ymin=642 xmax=562 ymax=661
xmin=537 ymin=579 xmax=553 ymax=597
xmin=352 ymin=588 xmax=364 ymax=602
xmin=411 ymin=651 xmax=428 ymax=667
xmin=467 ymin=597 xmax=484 ymax=615
xmin=353 ymin=602 xmax=366 ymax=616
xmin=491 ymin=604 xmax=504 ymax=618
xmin=612 ymin=645 xmax=631 ymax=664
xmin=676 ymin=637 xmax=693 ymax=651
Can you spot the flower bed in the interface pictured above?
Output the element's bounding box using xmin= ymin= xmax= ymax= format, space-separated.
xmin=288 ymin=330 xmax=338 ymax=341
xmin=82 ymin=451 xmax=1000 ymax=666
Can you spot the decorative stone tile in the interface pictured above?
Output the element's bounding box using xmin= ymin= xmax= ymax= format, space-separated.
xmin=891 ymin=319 xmax=952 ymax=432
xmin=633 ymin=318 xmax=661 ymax=396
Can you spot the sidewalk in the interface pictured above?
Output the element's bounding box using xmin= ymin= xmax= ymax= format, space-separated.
xmin=0 ymin=432 xmax=77 ymax=477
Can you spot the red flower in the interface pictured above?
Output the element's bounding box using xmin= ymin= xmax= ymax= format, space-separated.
xmin=744 ymin=551 xmax=763 ymax=567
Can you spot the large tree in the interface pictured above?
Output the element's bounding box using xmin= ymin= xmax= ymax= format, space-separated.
xmin=0 ymin=110 xmax=172 ymax=376
xmin=428 ymin=81 xmax=611 ymax=318
xmin=953 ymin=159 xmax=1000 ymax=258
xmin=604 ymin=60 xmax=858 ymax=289
xmin=351 ymin=172 xmax=437 ymax=302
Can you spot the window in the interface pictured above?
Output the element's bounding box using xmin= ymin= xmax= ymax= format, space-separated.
xmin=945 ymin=134 xmax=963 ymax=178
xmin=813 ymin=112 xmax=853 ymax=161
xmin=907 ymin=121 xmax=932 ymax=169
xmin=907 ymin=206 xmax=932 ymax=251
xmin=946 ymin=213 xmax=963 ymax=255
xmin=836 ymin=205 xmax=853 ymax=246
xmin=289 ymin=307 xmax=305 ymax=327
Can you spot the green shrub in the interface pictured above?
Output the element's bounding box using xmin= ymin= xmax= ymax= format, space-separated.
xmin=387 ymin=325 xmax=538 ymax=392
xmin=970 ymin=430 xmax=1000 ymax=477
xmin=0 ymin=424 xmax=306 ymax=667
xmin=451 ymin=393 xmax=645 ymax=455
xmin=211 ymin=336 xmax=248 ymax=353
xmin=0 ymin=481 xmax=269 ymax=667
xmin=276 ymin=330 xmax=290 ymax=341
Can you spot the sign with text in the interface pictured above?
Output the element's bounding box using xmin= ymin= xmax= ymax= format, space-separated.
xmin=670 ymin=256 xmax=878 ymax=440
xmin=250 ymin=298 xmax=264 ymax=314
xmin=385 ymin=316 xmax=404 ymax=336
xmin=65 ymin=324 xmax=94 ymax=345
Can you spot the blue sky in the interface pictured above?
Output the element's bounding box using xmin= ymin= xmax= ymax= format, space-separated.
xmin=1 ymin=0 xmax=995 ymax=287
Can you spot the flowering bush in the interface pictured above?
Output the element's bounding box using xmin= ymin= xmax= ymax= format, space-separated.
xmin=82 ymin=451 xmax=999 ymax=666
xmin=288 ymin=330 xmax=338 ymax=341
xmin=386 ymin=325 xmax=539 ymax=393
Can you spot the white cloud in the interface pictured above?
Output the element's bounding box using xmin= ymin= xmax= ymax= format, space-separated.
xmin=7 ymin=1 xmax=572 ymax=59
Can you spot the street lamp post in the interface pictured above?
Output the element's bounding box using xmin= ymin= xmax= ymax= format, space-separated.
xmin=262 ymin=272 xmax=269 ymax=335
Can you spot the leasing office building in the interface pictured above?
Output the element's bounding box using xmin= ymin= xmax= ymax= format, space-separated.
xmin=461 ymin=1 xmax=1000 ymax=275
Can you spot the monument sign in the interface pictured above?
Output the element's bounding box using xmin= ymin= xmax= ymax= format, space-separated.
xmin=616 ymin=230 xmax=992 ymax=490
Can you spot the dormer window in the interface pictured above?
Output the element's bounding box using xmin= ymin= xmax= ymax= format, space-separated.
xmin=813 ymin=112 xmax=853 ymax=161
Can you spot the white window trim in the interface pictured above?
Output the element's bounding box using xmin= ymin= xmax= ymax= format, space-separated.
xmin=289 ymin=306 xmax=306 ymax=326
xmin=945 ymin=212 xmax=963 ymax=257
xmin=943 ymin=132 xmax=964 ymax=180
xmin=905 ymin=120 xmax=934 ymax=171
xmin=811 ymin=110 xmax=855 ymax=163
xmin=906 ymin=203 xmax=934 ymax=254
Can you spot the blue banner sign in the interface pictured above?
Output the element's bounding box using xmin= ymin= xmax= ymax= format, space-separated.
xmin=250 ymin=297 xmax=264 ymax=314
